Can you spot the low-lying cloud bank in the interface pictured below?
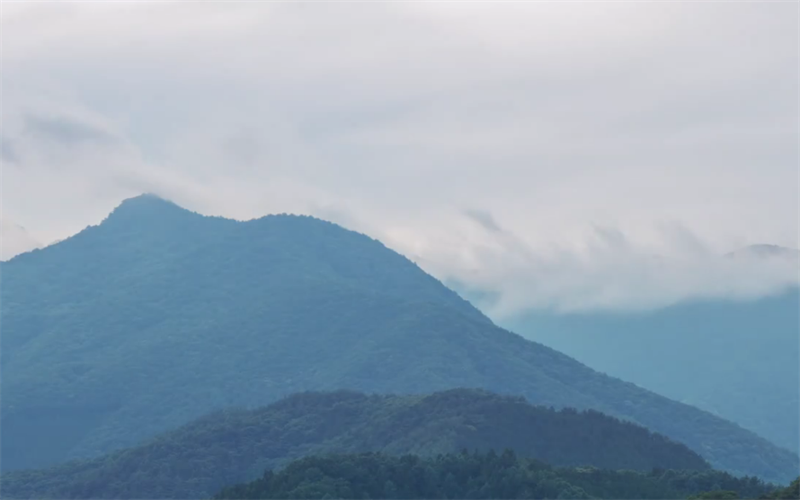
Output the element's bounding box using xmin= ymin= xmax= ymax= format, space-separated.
xmin=398 ymin=213 xmax=800 ymax=316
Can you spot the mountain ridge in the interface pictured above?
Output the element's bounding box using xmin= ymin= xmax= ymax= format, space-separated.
xmin=1 ymin=194 xmax=797 ymax=483
xmin=212 ymin=451 xmax=780 ymax=500
xmin=0 ymin=388 xmax=714 ymax=499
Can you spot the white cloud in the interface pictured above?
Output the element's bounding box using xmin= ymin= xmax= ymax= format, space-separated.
xmin=0 ymin=218 xmax=41 ymax=260
xmin=1 ymin=2 xmax=797 ymax=310
xmin=416 ymin=212 xmax=799 ymax=315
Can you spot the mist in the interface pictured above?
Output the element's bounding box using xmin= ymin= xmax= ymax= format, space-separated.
xmin=2 ymin=2 xmax=797 ymax=312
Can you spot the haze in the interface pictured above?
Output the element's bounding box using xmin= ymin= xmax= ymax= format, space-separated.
xmin=1 ymin=2 xmax=797 ymax=312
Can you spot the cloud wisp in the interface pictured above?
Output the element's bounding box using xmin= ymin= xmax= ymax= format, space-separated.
xmin=410 ymin=210 xmax=800 ymax=316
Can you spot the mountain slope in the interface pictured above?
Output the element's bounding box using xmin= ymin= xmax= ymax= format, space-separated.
xmin=496 ymin=289 xmax=799 ymax=453
xmin=760 ymin=478 xmax=800 ymax=499
xmin=213 ymin=452 xmax=775 ymax=500
xmin=1 ymin=194 xmax=797 ymax=482
xmin=0 ymin=389 xmax=712 ymax=499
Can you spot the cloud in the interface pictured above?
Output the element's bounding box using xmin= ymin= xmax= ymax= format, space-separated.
xmin=24 ymin=114 xmax=117 ymax=146
xmin=1 ymin=136 xmax=19 ymax=164
xmin=426 ymin=212 xmax=799 ymax=315
xmin=463 ymin=209 xmax=503 ymax=234
xmin=1 ymin=2 xmax=797 ymax=309
xmin=1 ymin=219 xmax=42 ymax=260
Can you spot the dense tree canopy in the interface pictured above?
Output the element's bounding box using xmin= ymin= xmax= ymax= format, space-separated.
xmin=0 ymin=389 xmax=711 ymax=499
xmin=687 ymin=478 xmax=800 ymax=500
xmin=214 ymin=451 xmax=779 ymax=500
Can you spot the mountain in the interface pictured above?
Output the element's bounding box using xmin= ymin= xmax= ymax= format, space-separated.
xmin=212 ymin=452 xmax=776 ymax=500
xmin=1 ymin=194 xmax=797 ymax=482
xmin=493 ymin=289 xmax=799 ymax=454
xmin=0 ymin=389 xmax=712 ymax=499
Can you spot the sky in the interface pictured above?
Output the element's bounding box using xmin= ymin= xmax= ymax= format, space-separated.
xmin=1 ymin=2 xmax=798 ymax=314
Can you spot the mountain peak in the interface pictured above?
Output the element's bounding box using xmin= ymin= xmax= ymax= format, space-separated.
xmin=116 ymin=193 xmax=182 ymax=211
xmin=103 ymin=193 xmax=195 ymax=226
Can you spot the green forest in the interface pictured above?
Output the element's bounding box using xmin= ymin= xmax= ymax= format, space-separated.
xmin=0 ymin=389 xmax=714 ymax=499
xmin=214 ymin=451 xmax=785 ymax=500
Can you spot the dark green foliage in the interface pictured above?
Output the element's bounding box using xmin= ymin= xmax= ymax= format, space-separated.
xmin=1 ymin=195 xmax=797 ymax=483
xmin=684 ymin=476 xmax=800 ymax=500
xmin=213 ymin=451 xmax=777 ymax=500
xmin=689 ymin=492 xmax=741 ymax=499
xmin=759 ymin=478 xmax=800 ymax=499
xmin=0 ymin=389 xmax=711 ymax=499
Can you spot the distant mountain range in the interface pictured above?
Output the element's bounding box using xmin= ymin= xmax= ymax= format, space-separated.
xmin=0 ymin=389 xmax=712 ymax=499
xmin=1 ymin=194 xmax=797 ymax=483
xmin=447 ymin=242 xmax=799 ymax=453
xmin=460 ymin=282 xmax=799 ymax=454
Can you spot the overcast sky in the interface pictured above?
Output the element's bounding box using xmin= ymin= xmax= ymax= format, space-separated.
xmin=1 ymin=2 xmax=798 ymax=313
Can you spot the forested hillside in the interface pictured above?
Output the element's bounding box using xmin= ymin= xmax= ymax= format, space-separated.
xmin=760 ymin=478 xmax=800 ymax=499
xmin=213 ymin=451 xmax=777 ymax=500
xmin=0 ymin=389 xmax=710 ymax=499
xmin=494 ymin=288 xmax=800 ymax=453
xmin=1 ymin=194 xmax=797 ymax=482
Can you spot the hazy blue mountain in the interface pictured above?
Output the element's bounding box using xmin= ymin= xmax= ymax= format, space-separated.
xmin=486 ymin=288 xmax=799 ymax=454
xmin=1 ymin=194 xmax=797 ymax=483
xmin=0 ymin=388 xmax=712 ymax=499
